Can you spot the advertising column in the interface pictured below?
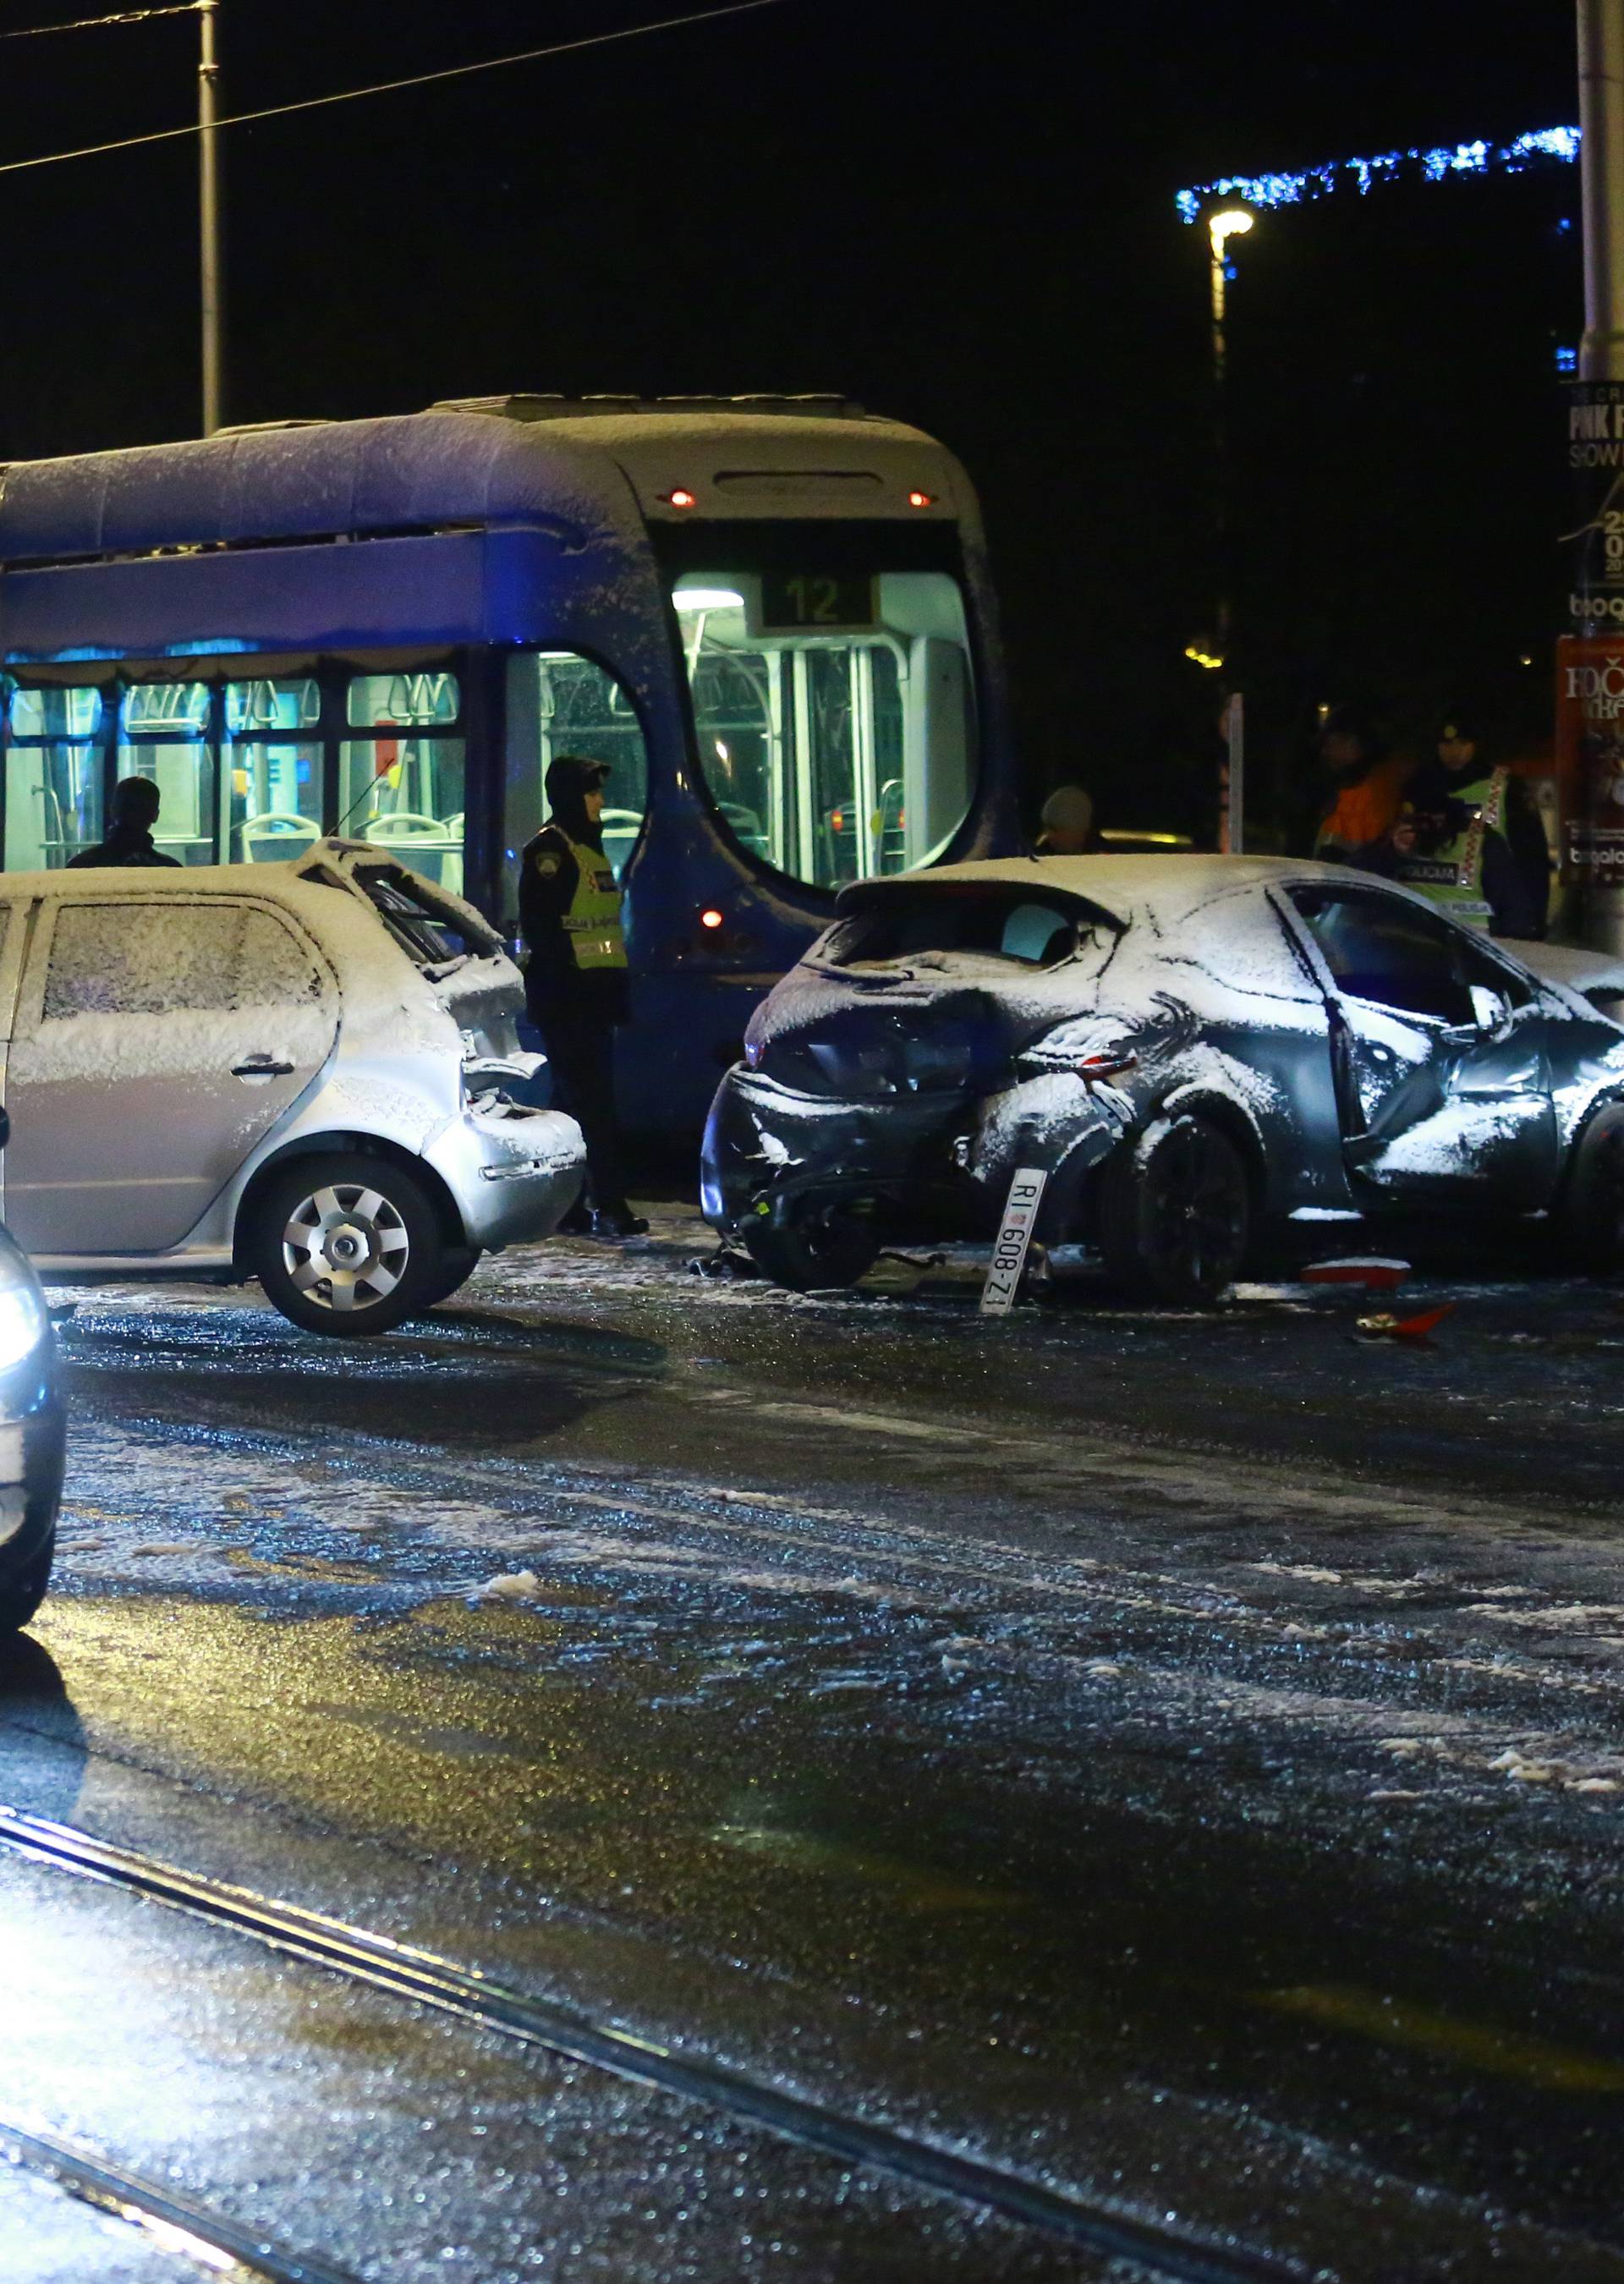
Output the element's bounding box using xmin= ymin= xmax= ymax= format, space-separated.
xmin=1560 ymin=380 xmax=1624 ymax=951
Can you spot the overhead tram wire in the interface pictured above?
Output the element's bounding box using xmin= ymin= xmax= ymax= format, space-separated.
xmin=0 ymin=0 xmax=791 ymax=176
xmin=0 ymin=3 xmax=195 ymax=37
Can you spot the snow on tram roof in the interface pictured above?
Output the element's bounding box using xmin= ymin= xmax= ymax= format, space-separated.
xmin=0 ymin=400 xmax=952 ymax=568
xmin=840 ymin=853 xmax=1359 ymax=925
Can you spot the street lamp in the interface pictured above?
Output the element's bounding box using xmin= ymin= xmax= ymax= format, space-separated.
xmin=1208 ymin=206 xmax=1253 ymax=392
xmin=1202 ymin=204 xmax=1254 ymax=659
xmin=1206 ymin=206 xmax=1253 ymax=851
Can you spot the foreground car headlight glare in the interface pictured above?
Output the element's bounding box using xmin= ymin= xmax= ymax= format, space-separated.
xmin=0 ymin=1279 xmax=47 ymax=1371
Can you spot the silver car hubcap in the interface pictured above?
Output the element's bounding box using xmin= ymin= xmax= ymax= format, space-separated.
xmin=282 ymin=1183 xmax=409 ymax=1315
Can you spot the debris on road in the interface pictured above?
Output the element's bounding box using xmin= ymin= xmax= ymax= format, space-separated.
xmin=1354 ymin=1302 xmax=1457 ymax=1342
xmin=468 ymin=1568 xmax=543 ymax=1603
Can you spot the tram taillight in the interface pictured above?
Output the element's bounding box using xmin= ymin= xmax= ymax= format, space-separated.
xmin=908 ymin=489 xmax=935 ymax=508
xmin=667 ymin=487 xmax=698 ymax=510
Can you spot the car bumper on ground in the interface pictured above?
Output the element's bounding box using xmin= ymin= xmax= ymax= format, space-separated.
xmin=427 ymin=1098 xmax=586 ymax=1250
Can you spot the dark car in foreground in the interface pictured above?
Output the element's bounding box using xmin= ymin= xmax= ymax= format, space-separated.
xmin=0 ymin=1113 xmax=64 ymax=1631
xmin=701 ymin=856 xmax=1624 ymax=1301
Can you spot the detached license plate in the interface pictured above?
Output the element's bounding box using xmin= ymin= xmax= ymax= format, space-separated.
xmin=979 ymin=1167 xmax=1048 ymax=1316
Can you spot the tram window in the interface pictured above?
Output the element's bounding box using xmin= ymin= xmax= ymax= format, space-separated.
xmin=117 ymin=682 xmax=218 ymax=867
xmin=346 ymin=672 xmax=459 ymax=729
xmin=226 ymin=678 xmax=323 ymax=863
xmin=4 ymin=684 xmax=104 ymax=869
xmin=341 ymin=669 xmax=465 ymax=893
xmin=502 ymin=653 xmax=649 ymax=920
xmin=674 ymin=570 xmax=975 ymax=891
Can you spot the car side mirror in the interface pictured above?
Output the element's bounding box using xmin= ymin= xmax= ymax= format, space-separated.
xmin=1468 ymin=984 xmax=1510 ymax=1035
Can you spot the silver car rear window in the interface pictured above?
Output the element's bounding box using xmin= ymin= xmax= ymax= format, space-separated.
xmin=354 ymin=865 xmax=502 ymax=970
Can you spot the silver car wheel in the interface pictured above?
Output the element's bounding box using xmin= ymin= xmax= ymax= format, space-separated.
xmin=282 ymin=1182 xmax=410 ymax=1315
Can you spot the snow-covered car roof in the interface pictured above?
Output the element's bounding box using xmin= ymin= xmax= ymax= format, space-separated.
xmin=0 ymin=854 xmax=341 ymax=907
xmin=0 ymin=837 xmax=497 ymax=936
xmin=837 ymin=854 xmax=1362 ymax=929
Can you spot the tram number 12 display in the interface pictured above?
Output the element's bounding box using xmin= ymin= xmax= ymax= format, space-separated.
xmin=759 ymin=573 xmax=876 ymax=631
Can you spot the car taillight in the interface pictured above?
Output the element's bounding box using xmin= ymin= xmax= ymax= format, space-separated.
xmin=1075 ymin=1050 xmax=1138 ymax=1081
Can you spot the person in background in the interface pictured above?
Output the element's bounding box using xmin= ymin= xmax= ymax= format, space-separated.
xmin=518 ymin=754 xmax=648 ymax=1240
xmin=1383 ymin=708 xmax=1550 ymax=939
xmin=1034 ymin=783 xmax=1099 ymax=854
xmin=1297 ymin=709 xmax=1412 ymax=861
xmin=66 ymin=774 xmax=179 ymax=869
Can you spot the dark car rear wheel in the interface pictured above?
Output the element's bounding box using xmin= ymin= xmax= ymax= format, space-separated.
xmin=0 ymin=1526 xmax=54 ymax=1634
xmin=1558 ymin=1102 xmax=1624 ymax=1271
xmin=253 ymin=1155 xmax=446 ymax=1336
xmin=1098 ymin=1112 xmax=1251 ymax=1305
xmin=742 ymin=1199 xmax=879 ymax=1292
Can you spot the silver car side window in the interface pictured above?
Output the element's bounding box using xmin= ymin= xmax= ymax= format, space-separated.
xmin=41 ymin=902 xmax=325 ymax=1024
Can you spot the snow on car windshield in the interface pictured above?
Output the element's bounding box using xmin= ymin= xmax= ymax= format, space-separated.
xmin=819 ymin=887 xmax=1118 ymax=977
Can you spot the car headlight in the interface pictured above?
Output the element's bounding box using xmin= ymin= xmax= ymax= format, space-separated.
xmin=0 ymin=1266 xmax=47 ymax=1373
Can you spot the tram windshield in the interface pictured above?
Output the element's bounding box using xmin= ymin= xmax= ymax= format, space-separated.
xmin=672 ymin=567 xmax=976 ymax=890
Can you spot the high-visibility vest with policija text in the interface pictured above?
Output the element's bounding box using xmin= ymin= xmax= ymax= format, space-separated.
xmin=1394 ymin=767 xmax=1509 ymax=932
xmin=555 ymin=831 xmax=628 ymax=970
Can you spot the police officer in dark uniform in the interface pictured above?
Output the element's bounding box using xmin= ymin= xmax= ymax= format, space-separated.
xmin=67 ymin=775 xmax=180 ymax=869
xmin=519 ymin=755 xmax=647 ymax=1239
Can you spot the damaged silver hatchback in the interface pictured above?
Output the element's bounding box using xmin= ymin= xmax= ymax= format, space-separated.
xmin=0 ymin=842 xmax=584 ymax=1333
xmin=701 ymin=856 xmax=1624 ymax=1301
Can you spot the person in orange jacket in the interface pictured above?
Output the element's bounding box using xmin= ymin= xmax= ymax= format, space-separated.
xmin=1297 ymin=709 xmax=1413 ymax=862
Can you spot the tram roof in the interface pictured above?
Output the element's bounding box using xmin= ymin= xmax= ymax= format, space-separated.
xmin=0 ymin=399 xmax=959 ymax=569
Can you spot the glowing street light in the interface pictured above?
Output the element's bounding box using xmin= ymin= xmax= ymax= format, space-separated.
xmin=1208 ymin=206 xmax=1254 ymax=396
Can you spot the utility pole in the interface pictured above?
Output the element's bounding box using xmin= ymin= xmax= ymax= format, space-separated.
xmin=1580 ymin=0 xmax=1624 ymax=382
xmin=199 ymin=0 xmax=225 ymax=436
xmin=1566 ymin=2 xmax=1624 ymax=949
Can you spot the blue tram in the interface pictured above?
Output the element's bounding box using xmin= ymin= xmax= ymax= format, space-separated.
xmin=0 ymin=395 xmax=1020 ymax=1127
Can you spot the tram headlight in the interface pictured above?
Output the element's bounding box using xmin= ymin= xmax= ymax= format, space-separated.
xmin=673 ymin=588 xmax=744 ymax=613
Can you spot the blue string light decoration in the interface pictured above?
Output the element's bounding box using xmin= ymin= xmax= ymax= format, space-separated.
xmin=1175 ymin=125 xmax=1581 ymax=222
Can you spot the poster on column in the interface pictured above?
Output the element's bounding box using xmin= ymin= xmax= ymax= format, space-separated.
xmin=1555 ymin=637 xmax=1624 ymax=928
xmin=1561 ymin=383 xmax=1624 ymax=947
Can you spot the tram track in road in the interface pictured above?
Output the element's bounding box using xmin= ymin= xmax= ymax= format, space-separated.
xmin=0 ymin=1805 xmax=1303 ymax=2284
xmin=0 ymin=2106 xmax=359 ymax=2284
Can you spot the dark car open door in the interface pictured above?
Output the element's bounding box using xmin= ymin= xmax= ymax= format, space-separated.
xmin=1282 ymin=885 xmax=1560 ymax=1206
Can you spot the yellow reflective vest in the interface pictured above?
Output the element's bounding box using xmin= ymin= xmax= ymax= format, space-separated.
xmin=556 ymin=829 xmax=628 ymax=971
xmin=1394 ymin=767 xmax=1508 ymax=933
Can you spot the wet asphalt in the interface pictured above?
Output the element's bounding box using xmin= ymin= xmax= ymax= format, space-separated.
xmin=4 ymin=1206 xmax=1624 ymax=2280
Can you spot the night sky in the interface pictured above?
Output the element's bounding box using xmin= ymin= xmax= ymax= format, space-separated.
xmin=0 ymin=0 xmax=1584 ymax=834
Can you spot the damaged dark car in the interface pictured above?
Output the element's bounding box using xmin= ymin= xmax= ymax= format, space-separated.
xmin=700 ymin=857 xmax=1624 ymax=1301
